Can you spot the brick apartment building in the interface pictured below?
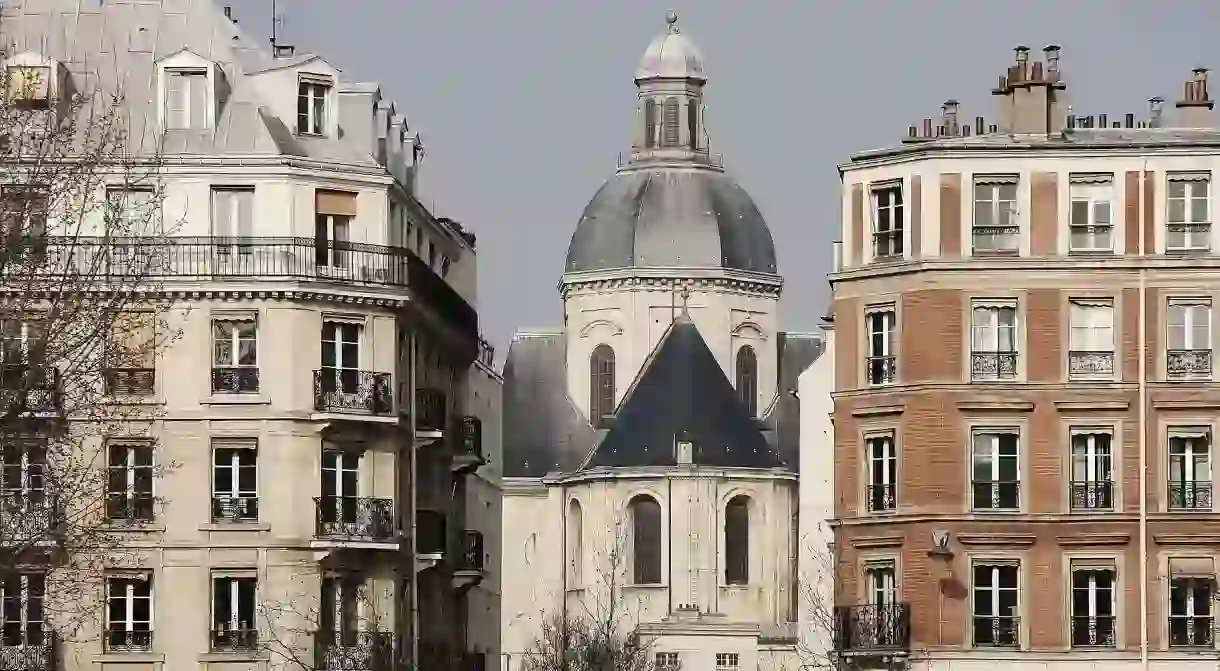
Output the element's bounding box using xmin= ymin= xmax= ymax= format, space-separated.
xmin=830 ymin=45 xmax=1220 ymax=670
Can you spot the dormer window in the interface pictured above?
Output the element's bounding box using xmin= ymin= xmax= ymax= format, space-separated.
xmin=164 ymin=69 xmax=208 ymax=129
xmin=6 ymin=66 xmax=51 ymax=109
xmin=297 ymin=76 xmax=331 ymax=136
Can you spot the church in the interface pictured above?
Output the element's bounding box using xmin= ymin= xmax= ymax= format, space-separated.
xmin=499 ymin=13 xmax=823 ymax=671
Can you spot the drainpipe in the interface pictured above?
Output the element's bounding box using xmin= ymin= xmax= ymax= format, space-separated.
xmin=1138 ymin=162 xmax=1149 ymax=671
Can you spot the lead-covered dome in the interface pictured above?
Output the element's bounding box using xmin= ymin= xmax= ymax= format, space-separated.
xmin=564 ymin=167 xmax=777 ymax=274
xmin=636 ymin=11 xmax=705 ymax=82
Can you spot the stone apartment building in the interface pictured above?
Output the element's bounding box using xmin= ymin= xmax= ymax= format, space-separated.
xmin=831 ymin=45 xmax=1220 ymax=670
xmin=0 ymin=1 xmax=498 ymax=670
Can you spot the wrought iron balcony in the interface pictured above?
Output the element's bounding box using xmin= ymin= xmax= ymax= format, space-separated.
xmin=866 ymin=355 xmax=896 ymax=386
xmin=1069 ymin=481 xmax=1113 ymax=510
xmin=416 ymin=388 xmax=447 ymax=432
xmin=457 ymin=530 xmax=485 ymax=572
xmin=1169 ymin=481 xmax=1212 ymax=510
xmin=0 ymin=365 xmax=61 ymax=415
xmin=1168 ymin=349 xmax=1212 ymax=379
xmin=866 ymin=483 xmax=896 ymax=512
xmin=832 ymin=603 xmax=910 ymax=653
xmin=972 ymin=615 xmax=1020 ymax=647
xmin=105 ymin=628 xmax=152 ymax=652
xmin=211 ymin=627 xmax=258 ymax=652
xmin=970 ymin=351 xmax=1018 ymax=381
xmin=211 ymin=367 xmax=259 ymax=394
xmin=313 ymin=370 xmax=393 ymax=415
xmin=1170 ymin=615 xmax=1215 ymax=647
xmin=314 ymin=497 xmax=395 ymax=542
xmin=1070 ymin=615 xmax=1115 ymax=647
xmin=102 ymin=367 xmax=154 ymax=396
xmin=212 ymin=496 xmax=259 ymax=523
xmin=105 ymin=493 xmax=155 ymax=522
xmin=416 ymin=509 xmax=446 ymax=556
xmin=971 ymin=480 xmax=1020 ymax=510
xmin=314 ymin=631 xmax=393 ymax=671
xmin=0 ymin=494 xmax=55 ymax=547
xmin=1068 ymin=351 xmax=1115 ymax=379
xmin=0 ymin=629 xmax=54 ymax=671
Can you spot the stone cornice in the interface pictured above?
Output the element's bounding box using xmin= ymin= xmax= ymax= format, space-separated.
xmin=548 ymin=466 xmax=796 ymax=487
xmin=559 ymin=272 xmax=782 ymax=299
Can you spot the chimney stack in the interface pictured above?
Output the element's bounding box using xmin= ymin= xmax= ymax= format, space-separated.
xmin=1149 ymin=97 xmax=1165 ymax=127
xmin=942 ymin=99 xmax=960 ymax=135
xmin=1176 ymin=67 xmax=1214 ymax=128
xmin=992 ymin=43 xmax=1069 ymax=135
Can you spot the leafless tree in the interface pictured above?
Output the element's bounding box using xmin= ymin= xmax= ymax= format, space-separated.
xmin=520 ymin=525 xmax=670 ymax=671
xmin=0 ymin=58 xmax=179 ymax=651
xmin=793 ymin=523 xmax=839 ymax=671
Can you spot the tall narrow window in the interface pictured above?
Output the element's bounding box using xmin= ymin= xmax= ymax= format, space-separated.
xmin=589 ymin=344 xmax=615 ymax=429
xmin=315 ymin=190 xmax=355 ymax=269
xmin=1169 ymin=563 xmax=1215 ymax=647
xmin=970 ymin=303 xmax=1018 ymax=381
xmin=321 ymin=321 xmax=362 ymax=395
xmin=644 ymin=100 xmax=658 ymax=149
xmin=1 ymin=441 xmax=46 ymax=539
xmin=1167 ymin=174 xmax=1211 ymax=253
xmin=1069 ymin=431 xmax=1113 ymax=510
xmin=866 ymin=434 xmax=897 ymax=512
xmin=106 ymin=443 xmax=154 ymax=522
xmin=319 ymin=449 xmax=362 ymax=532
xmin=567 ymin=499 xmax=583 ymax=585
xmin=1168 ymin=429 xmax=1212 ymax=511
xmin=661 ymin=98 xmax=680 ymax=147
xmin=0 ymin=319 xmax=46 ymax=391
xmin=1068 ymin=300 xmax=1115 ymax=380
xmin=866 ymin=307 xmax=897 ymax=385
xmin=211 ymin=443 xmax=257 ymax=522
xmin=687 ymin=101 xmax=698 ymax=149
xmin=871 ymin=184 xmax=904 ymax=259
xmin=971 ymin=431 xmax=1020 ymax=510
xmin=164 ymin=69 xmax=208 ymax=130
xmin=1068 ymin=176 xmax=1113 ymax=253
xmin=0 ymin=572 xmax=45 ymax=648
xmin=971 ymin=562 xmax=1020 ymax=647
xmin=1167 ymin=301 xmax=1212 ymax=380
xmin=211 ymin=575 xmax=257 ymax=650
xmin=1070 ymin=565 xmax=1116 ymax=647
xmin=105 ymin=574 xmax=153 ymax=651
xmin=212 ymin=319 xmax=258 ymax=394
xmin=211 ymin=188 xmax=254 ymax=256
xmin=320 ymin=575 xmax=361 ymax=644
xmin=724 ymin=495 xmax=750 ymax=585
xmin=735 ymin=346 xmax=757 ymax=416
xmin=0 ymin=187 xmax=48 ymax=264
xmin=297 ymin=78 xmax=330 ymax=136
xmin=972 ymin=179 xmax=1019 ymax=254
xmin=629 ymin=494 xmax=662 ymax=585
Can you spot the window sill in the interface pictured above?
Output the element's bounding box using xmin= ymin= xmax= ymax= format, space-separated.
xmin=96 ymin=651 xmax=163 ymax=663
xmin=201 ymin=394 xmax=270 ymax=405
xmin=103 ymin=522 xmax=165 ymax=533
xmin=199 ymin=522 xmax=270 ymax=532
xmin=719 ymin=584 xmax=753 ymax=590
xmin=623 ymin=583 xmax=667 ymax=590
xmin=198 ymin=651 xmax=268 ymax=663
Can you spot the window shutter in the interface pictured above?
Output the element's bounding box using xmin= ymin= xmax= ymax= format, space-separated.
xmin=165 ymin=72 xmax=187 ymax=129
xmin=188 ymin=73 xmax=208 ymax=129
xmin=661 ymin=98 xmax=680 ymax=147
xmin=235 ymin=190 xmax=253 ymax=238
xmin=212 ymin=191 xmax=233 ymax=238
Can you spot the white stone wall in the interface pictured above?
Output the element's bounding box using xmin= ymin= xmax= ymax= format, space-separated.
xmin=797 ymin=326 xmax=836 ymax=666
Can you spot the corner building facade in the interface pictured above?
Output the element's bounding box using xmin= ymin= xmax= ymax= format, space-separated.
xmin=832 ymin=46 xmax=1220 ymax=670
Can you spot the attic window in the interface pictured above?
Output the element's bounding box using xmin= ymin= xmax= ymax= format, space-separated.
xmin=7 ymin=66 xmax=51 ymax=109
xmin=297 ymin=75 xmax=331 ymax=136
xmin=164 ymin=69 xmax=209 ymax=130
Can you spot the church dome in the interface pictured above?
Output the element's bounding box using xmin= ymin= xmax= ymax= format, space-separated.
xmin=635 ymin=10 xmax=705 ymax=81
xmin=564 ymin=166 xmax=777 ymax=274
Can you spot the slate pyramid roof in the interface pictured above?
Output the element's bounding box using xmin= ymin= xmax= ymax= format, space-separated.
xmin=581 ymin=312 xmax=783 ymax=470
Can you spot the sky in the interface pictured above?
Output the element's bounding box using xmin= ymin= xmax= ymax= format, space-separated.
xmin=246 ymin=0 xmax=1219 ymax=357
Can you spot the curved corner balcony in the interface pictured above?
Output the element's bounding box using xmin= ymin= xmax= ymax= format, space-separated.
xmin=20 ymin=237 xmax=478 ymax=342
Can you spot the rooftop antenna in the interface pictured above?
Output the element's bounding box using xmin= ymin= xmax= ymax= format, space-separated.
xmin=270 ymin=0 xmax=282 ymax=46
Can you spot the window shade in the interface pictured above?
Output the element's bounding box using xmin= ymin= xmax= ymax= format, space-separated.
xmin=1169 ymin=556 xmax=1215 ymax=577
xmin=315 ymin=190 xmax=356 ymax=217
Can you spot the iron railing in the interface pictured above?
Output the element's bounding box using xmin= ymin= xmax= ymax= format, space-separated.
xmin=105 ymin=493 xmax=155 ymax=522
xmin=102 ymin=368 xmax=154 ymax=396
xmin=0 ymin=365 xmax=61 ymax=414
xmin=457 ymin=530 xmax=485 ymax=572
xmin=0 ymin=629 xmax=54 ymax=670
xmin=0 ymin=494 xmax=55 ymax=547
xmin=866 ymin=355 xmax=896 ymax=385
xmin=971 ymin=480 xmax=1020 ymax=510
xmin=211 ymin=367 xmax=259 ymax=394
xmin=1169 ymin=615 xmax=1214 ymax=646
xmin=832 ymin=603 xmax=911 ymax=652
xmin=313 ymin=370 xmax=392 ymax=415
xmin=1070 ymin=615 xmax=1115 ymax=647
xmin=1169 ymin=481 xmax=1212 ymax=510
xmin=314 ymin=631 xmax=393 ymax=671
xmin=104 ymin=628 xmax=152 ymax=652
xmin=416 ymin=509 xmax=446 ymax=555
xmin=211 ymin=496 xmax=259 ymax=523
xmin=972 ymin=615 xmax=1020 ymax=647
xmin=314 ymin=497 xmax=395 ymax=541
xmin=866 ymin=483 xmax=896 ymax=512
xmin=1069 ymin=481 xmax=1113 ymax=510
xmin=211 ymin=627 xmax=258 ymax=651
xmin=1168 ymin=349 xmax=1212 ymax=379
xmin=871 ymin=229 xmax=903 ymax=259
xmin=1068 ymin=351 xmax=1114 ymax=379
xmin=416 ymin=388 xmax=447 ymax=432
xmin=970 ymin=351 xmax=1018 ymax=380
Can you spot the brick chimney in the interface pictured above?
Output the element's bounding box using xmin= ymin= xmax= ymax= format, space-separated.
xmin=992 ymin=45 xmax=1068 ymax=135
xmin=1176 ymin=67 xmax=1214 ymax=128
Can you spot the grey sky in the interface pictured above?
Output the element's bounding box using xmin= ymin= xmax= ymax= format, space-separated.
xmin=256 ymin=0 xmax=1218 ymax=354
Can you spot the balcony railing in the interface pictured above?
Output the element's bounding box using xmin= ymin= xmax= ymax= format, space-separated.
xmin=458 ymin=530 xmax=485 ymax=572
xmin=0 ymin=365 xmax=61 ymax=415
xmin=1070 ymin=614 xmax=1116 ymax=647
xmin=0 ymin=629 xmax=54 ymax=671
xmin=1069 ymin=481 xmax=1113 ymax=510
xmin=105 ymin=628 xmax=152 ymax=652
xmin=970 ymin=351 xmax=1018 ymax=381
xmin=416 ymin=509 xmax=446 ymax=556
xmin=866 ymin=356 xmax=896 ymax=385
xmin=102 ymin=367 xmax=154 ymax=396
xmin=212 ymin=496 xmax=259 ymax=523
xmin=313 ymin=370 xmax=392 ymax=415
xmin=1170 ymin=615 xmax=1215 ymax=647
xmin=314 ymin=497 xmax=395 ymax=541
xmin=416 ymin=388 xmax=447 ymax=432
xmin=1169 ymin=481 xmax=1212 ymax=510
xmin=871 ymin=230 xmax=903 ymax=260
xmin=105 ymin=493 xmax=155 ymax=522
xmin=971 ymin=480 xmax=1020 ymax=510
xmin=972 ymin=615 xmax=1020 ymax=647
xmin=1068 ymin=351 xmax=1115 ymax=379
xmin=211 ymin=627 xmax=258 ymax=651
xmin=0 ymin=494 xmax=54 ymax=547
xmin=832 ymin=603 xmax=911 ymax=653
xmin=315 ymin=631 xmax=393 ymax=671
xmin=211 ymin=367 xmax=259 ymax=394
xmin=1168 ymin=349 xmax=1212 ymax=379
xmin=866 ymin=483 xmax=896 ymax=512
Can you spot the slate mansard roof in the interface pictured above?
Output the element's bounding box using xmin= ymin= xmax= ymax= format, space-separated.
xmin=501 ymin=321 xmax=823 ymax=479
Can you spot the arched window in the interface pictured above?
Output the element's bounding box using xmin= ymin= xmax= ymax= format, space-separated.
xmin=687 ymin=101 xmax=699 ymax=149
xmin=629 ymin=495 xmax=662 ymax=585
xmin=567 ymin=499 xmax=583 ymax=585
xmin=644 ymin=100 xmax=658 ymax=149
xmin=661 ymin=98 xmax=680 ymax=147
xmin=589 ymin=344 xmax=616 ymax=428
xmin=735 ymin=345 xmax=758 ymax=416
xmin=725 ymin=495 xmax=751 ymax=585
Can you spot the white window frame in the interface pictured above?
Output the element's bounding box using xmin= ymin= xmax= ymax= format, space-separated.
xmin=211 ymin=574 xmax=257 ymax=635
xmin=866 ymin=308 xmax=896 ymax=386
xmin=1068 ymin=181 xmax=1114 ymax=252
xmin=1169 ymin=576 xmax=1214 ymax=647
xmin=970 ymin=302 xmax=1018 ymax=381
xmin=105 ymin=573 xmax=153 ymax=649
xmin=315 ymin=214 xmax=351 ymax=269
xmin=163 ymin=68 xmax=209 ymax=130
xmin=106 ymin=442 xmax=154 ymax=519
xmin=211 ymin=443 xmax=257 ymax=516
xmin=320 ymin=574 xmax=363 ymax=635
xmin=0 ymin=572 xmax=45 ymax=644
xmin=870 ymin=183 xmax=904 ymax=259
xmin=972 ymin=180 xmax=1019 ymax=253
xmin=655 ymin=652 xmax=680 ymax=671
xmin=971 ymin=430 xmax=1020 ymax=510
xmin=211 ymin=187 xmax=255 ymax=256
xmin=866 ymin=434 xmax=897 ymax=512
xmin=866 ymin=562 xmax=897 ymax=605
xmin=212 ymin=319 xmax=257 ymax=369
xmin=714 ymin=653 xmax=740 ymax=671
xmin=321 ymin=449 xmax=361 ymax=499
xmin=971 ymin=561 xmax=1020 ymax=646
xmin=1070 ymin=431 xmax=1113 ymax=485
xmin=1168 ymin=301 xmax=1213 ymax=381
xmin=0 ymin=441 xmax=44 ymax=501
xmin=321 ymin=321 xmax=362 ymax=371
xmin=1068 ymin=301 xmax=1115 ymax=380
xmin=1169 ymin=302 xmax=1212 ymax=351
xmin=297 ymin=79 xmax=330 ymax=136
xmin=1070 ymin=566 xmax=1115 ymax=646
xmin=1167 ymin=176 xmax=1211 ymax=252
xmin=1168 ymin=430 xmax=1211 ymax=511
